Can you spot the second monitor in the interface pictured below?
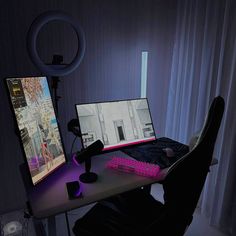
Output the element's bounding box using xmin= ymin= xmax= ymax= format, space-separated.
xmin=75 ymin=98 xmax=156 ymax=151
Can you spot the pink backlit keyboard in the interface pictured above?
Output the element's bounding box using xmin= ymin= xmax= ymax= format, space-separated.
xmin=106 ymin=156 xmax=160 ymax=178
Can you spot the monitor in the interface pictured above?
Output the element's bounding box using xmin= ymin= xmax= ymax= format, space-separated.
xmin=75 ymin=98 xmax=156 ymax=151
xmin=6 ymin=76 xmax=66 ymax=185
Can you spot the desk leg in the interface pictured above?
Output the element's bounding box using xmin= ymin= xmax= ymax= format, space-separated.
xmin=48 ymin=216 xmax=57 ymax=236
xmin=33 ymin=218 xmax=47 ymax=236
xmin=65 ymin=212 xmax=71 ymax=236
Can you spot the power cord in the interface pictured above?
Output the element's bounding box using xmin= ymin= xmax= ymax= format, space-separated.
xmin=70 ymin=136 xmax=78 ymax=161
xmin=23 ymin=206 xmax=31 ymax=236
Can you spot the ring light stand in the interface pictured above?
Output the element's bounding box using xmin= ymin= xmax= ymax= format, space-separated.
xmin=50 ymin=54 xmax=63 ymax=116
xmin=27 ymin=10 xmax=86 ymax=116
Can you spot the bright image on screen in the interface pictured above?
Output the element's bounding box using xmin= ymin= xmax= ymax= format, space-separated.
xmin=76 ymin=98 xmax=156 ymax=151
xmin=6 ymin=76 xmax=66 ymax=185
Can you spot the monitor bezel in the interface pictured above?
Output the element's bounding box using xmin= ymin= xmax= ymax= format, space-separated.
xmin=75 ymin=97 xmax=157 ymax=153
xmin=5 ymin=76 xmax=67 ymax=187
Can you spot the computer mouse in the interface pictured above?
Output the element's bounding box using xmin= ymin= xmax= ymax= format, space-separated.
xmin=162 ymin=147 xmax=175 ymax=157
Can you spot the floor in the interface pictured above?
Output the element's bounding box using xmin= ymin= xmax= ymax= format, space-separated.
xmin=0 ymin=184 xmax=228 ymax=236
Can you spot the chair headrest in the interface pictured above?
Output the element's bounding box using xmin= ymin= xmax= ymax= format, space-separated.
xmin=166 ymin=96 xmax=225 ymax=175
xmin=195 ymin=96 xmax=225 ymax=147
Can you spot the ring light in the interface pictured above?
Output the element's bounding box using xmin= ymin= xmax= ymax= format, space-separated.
xmin=27 ymin=11 xmax=86 ymax=76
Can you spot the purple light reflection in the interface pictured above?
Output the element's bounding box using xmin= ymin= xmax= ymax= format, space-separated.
xmin=75 ymin=183 xmax=83 ymax=197
xmin=73 ymin=153 xmax=81 ymax=166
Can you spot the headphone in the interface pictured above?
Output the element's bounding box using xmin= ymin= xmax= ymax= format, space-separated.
xmin=67 ymin=119 xmax=81 ymax=137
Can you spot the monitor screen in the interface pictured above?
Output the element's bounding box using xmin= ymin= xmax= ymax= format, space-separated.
xmin=75 ymin=98 xmax=156 ymax=151
xmin=6 ymin=76 xmax=66 ymax=185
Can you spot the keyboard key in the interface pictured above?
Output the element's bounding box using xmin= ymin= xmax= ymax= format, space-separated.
xmin=106 ymin=156 xmax=160 ymax=178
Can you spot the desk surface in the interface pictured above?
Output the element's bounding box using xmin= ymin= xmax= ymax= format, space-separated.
xmin=29 ymin=151 xmax=166 ymax=219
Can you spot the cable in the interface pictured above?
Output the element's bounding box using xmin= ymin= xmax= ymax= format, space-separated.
xmin=23 ymin=207 xmax=31 ymax=236
xmin=70 ymin=136 xmax=78 ymax=162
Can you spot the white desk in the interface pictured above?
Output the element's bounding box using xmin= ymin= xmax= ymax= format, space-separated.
xmin=29 ymin=151 xmax=165 ymax=219
xmin=28 ymin=151 xmax=166 ymax=235
xmin=27 ymin=150 xmax=218 ymax=235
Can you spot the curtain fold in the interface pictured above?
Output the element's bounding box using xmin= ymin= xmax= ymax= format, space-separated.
xmin=165 ymin=0 xmax=236 ymax=234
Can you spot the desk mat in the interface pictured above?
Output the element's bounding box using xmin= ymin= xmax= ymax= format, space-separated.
xmin=121 ymin=137 xmax=189 ymax=169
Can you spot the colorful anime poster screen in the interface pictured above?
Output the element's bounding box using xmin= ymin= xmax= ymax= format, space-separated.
xmin=6 ymin=77 xmax=66 ymax=185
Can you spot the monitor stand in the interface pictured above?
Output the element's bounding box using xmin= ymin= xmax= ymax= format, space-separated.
xmin=79 ymin=157 xmax=98 ymax=183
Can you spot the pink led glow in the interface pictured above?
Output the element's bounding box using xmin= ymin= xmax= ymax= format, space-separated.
xmin=103 ymin=137 xmax=156 ymax=151
xmin=75 ymin=184 xmax=83 ymax=197
xmin=73 ymin=153 xmax=81 ymax=167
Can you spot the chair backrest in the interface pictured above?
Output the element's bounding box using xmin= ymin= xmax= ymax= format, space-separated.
xmin=161 ymin=96 xmax=225 ymax=233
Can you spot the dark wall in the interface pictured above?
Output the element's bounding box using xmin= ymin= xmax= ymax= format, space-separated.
xmin=0 ymin=0 xmax=177 ymax=213
xmin=58 ymin=0 xmax=177 ymax=149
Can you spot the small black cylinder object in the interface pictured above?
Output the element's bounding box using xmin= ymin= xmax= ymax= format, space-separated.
xmin=74 ymin=140 xmax=104 ymax=165
xmin=66 ymin=181 xmax=82 ymax=199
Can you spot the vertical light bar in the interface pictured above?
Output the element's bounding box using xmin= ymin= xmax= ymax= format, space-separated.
xmin=141 ymin=51 xmax=148 ymax=98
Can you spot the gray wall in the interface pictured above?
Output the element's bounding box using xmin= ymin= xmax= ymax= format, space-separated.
xmin=0 ymin=0 xmax=177 ymax=213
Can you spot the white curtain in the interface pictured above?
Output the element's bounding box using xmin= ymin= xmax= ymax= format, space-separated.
xmin=164 ymin=0 xmax=236 ymax=235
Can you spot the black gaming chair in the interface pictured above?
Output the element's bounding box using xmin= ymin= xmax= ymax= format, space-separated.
xmin=73 ymin=96 xmax=225 ymax=236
